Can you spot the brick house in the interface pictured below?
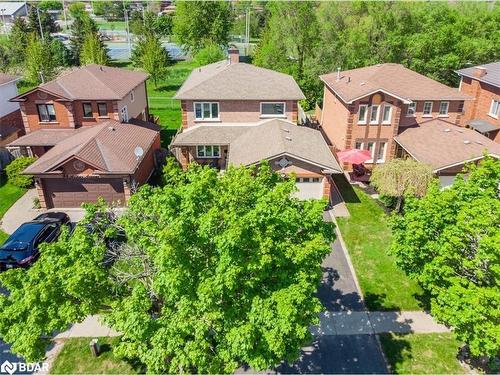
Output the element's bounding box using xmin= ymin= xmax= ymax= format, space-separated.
xmin=7 ymin=65 xmax=160 ymax=208
xmin=319 ymin=64 xmax=471 ymax=168
xmin=171 ymin=48 xmax=342 ymax=200
xmin=0 ymin=73 xmax=23 ymax=147
xmin=456 ymin=62 xmax=500 ymax=142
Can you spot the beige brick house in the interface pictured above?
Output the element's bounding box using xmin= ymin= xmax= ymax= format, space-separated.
xmin=456 ymin=62 xmax=500 ymax=143
xmin=171 ymin=48 xmax=342 ymax=200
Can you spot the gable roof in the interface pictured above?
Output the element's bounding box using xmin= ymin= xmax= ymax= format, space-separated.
xmin=320 ymin=63 xmax=471 ymax=104
xmin=8 ymin=128 xmax=87 ymax=147
xmin=13 ymin=65 xmax=148 ymax=101
xmin=0 ymin=2 xmax=25 ymax=16
xmin=171 ymin=119 xmax=342 ymax=172
xmin=456 ymin=61 xmax=500 ymax=88
xmin=0 ymin=73 xmax=18 ymax=87
xmin=174 ymin=60 xmax=305 ymax=100
xmin=394 ymin=119 xmax=500 ymax=172
xmin=24 ymin=120 xmax=159 ymax=175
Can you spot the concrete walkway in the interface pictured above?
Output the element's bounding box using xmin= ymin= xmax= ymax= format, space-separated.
xmin=54 ymin=315 xmax=120 ymax=339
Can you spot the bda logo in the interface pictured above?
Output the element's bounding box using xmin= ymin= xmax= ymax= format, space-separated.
xmin=0 ymin=360 xmax=16 ymax=375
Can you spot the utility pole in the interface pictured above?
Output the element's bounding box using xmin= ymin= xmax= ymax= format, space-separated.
xmin=61 ymin=0 xmax=68 ymax=31
xmin=123 ymin=1 xmax=131 ymax=58
xmin=245 ymin=8 xmax=250 ymax=56
xmin=36 ymin=6 xmax=44 ymax=42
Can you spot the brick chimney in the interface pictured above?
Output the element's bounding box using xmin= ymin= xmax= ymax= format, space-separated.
xmin=228 ymin=46 xmax=239 ymax=64
xmin=473 ymin=66 xmax=487 ymax=78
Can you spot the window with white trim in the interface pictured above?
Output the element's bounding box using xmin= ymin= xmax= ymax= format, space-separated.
xmin=366 ymin=141 xmax=375 ymax=163
xmin=82 ymin=102 xmax=93 ymax=118
xmin=423 ymin=101 xmax=433 ymax=116
xmin=120 ymin=106 xmax=128 ymax=122
xmin=406 ymin=102 xmax=416 ymax=116
xmin=439 ymin=101 xmax=449 ymax=116
xmin=489 ymin=99 xmax=500 ymax=118
xmin=369 ymin=105 xmax=379 ymax=124
xmin=358 ymin=104 xmax=368 ymax=124
xmin=376 ymin=141 xmax=387 ymax=163
xmin=260 ymin=102 xmax=285 ymax=117
xmin=355 ymin=141 xmax=363 ymax=150
xmin=382 ymin=105 xmax=392 ymax=124
xmin=196 ymin=145 xmax=221 ymax=158
xmin=194 ymin=102 xmax=219 ymax=120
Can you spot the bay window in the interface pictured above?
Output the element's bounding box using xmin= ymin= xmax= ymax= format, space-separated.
xmin=382 ymin=105 xmax=392 ymax=124
xmin=369 ymin=105 xmax=379 ymax=124
xmin=358 ymin=104 xmax=368 ymax=124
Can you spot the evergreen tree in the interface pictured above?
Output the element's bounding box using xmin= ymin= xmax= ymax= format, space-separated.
xmin=27 ymin=5 xmax=59 ymax=37
xmin=7 ymin=17 xmax=30 ymax=66
xmin=70 ymin=14 xmax=99 ymax=65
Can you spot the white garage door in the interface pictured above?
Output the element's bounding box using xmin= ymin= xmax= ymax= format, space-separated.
xmin=439 ymin=175 xmax=456 ymax=189
xmin=294 ymin=177 xmax=323 ymax=200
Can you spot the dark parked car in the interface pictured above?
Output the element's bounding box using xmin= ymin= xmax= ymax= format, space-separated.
xmin=0 ymin=212 xmax=71 ymax=270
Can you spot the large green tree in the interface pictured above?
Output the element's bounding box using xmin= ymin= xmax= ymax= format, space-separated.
xmin=25 ymin=33 xmax=55 ymax=84
xmin=132 ymin=33 xmax=170 ymax=88
xmin=70 ymin=14 xmax=100 ymax=64
xmin=173 ymin=1 xmax=233 ymax=53
xmin=80 ymin=32 xmax=109 ymax=65
xmin=27 ymin=5 xmax=60 ymax=37
xmin=390 ymin=157 xmax=500 ymax=359
xmin=6 ymin=17 xmax=30 ymax=66
xmin=0 ymin=162 xmax=333 ymax=373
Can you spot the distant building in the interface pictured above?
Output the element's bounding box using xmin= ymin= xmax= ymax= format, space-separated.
xmin=0 ymin=2 xmax=27 ymax=24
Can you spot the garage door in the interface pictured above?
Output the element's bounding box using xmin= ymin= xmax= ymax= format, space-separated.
xmin=294 ymin=177 xmax=324 ymax=200
xmin=42 ymin=178 xmax=125 ymax=208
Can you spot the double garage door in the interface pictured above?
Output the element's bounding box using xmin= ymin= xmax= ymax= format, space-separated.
xmin=42 ymin=178 xmax=125 ymax=208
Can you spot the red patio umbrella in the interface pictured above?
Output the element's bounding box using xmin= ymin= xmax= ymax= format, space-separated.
xmin=336 ymin=148 xmax=372 ymax=164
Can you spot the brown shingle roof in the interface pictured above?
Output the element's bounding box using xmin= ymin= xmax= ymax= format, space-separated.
xmin=0 ymin=73 xmax=17 ymax=86
xmin=320 ymin=63 xmax=471 ymax=104
xmin=394 ymin=119 xmax=500 ymax=171
xmin=172 ymin=119 xmax=342 ymax=172
xmin=174 ymin=61 xmax=305 ymax=100
xmin=24 ymin=120 xmax=159 ymax=175
xmin=16 ymin=65 xmax=148 ymax=101
xmin=8 ymin=128 xmax=86 ymax=147
xmin=456 ymin=61 xmax=500 ymax=88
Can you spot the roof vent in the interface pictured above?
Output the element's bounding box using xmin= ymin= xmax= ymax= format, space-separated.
xmin=463 ymin=140 xmax=471 ymax=145
xmin=360 ymin=81 xmax=366 ymax=86
xmin=475 ymin=140 xmax=483 ymax=145
xmin=444 ymin=128 xmax=451 ymax=132
xmin=282 ymin=128 xmax=290 ymax=133
xmin=285 ymin=136 xmax=292 ymax=141
xmin=347 ymin=77 xmax=351 ymax=83
xmin=108 ymin=126 xmax=115 ymax=131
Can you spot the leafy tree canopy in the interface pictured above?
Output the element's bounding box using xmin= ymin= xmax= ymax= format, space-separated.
xmin=173 ymin=1 xmax=233 ymax=53
xmin=80 ymin=32 xmax=109 ymax=65
xmin=27 ymin=5 xmax=60 ymax=37
xmin=0 ymin=161 xmax=333 ymax=373
xmin=193 ymin=43 xmax=225 ymax=67
xmin=25 ymin=33 xmax=55 ymax=84
xmin=390 ymin=157 xmax=500 ymax=358
xmin=132 ymin=33 xmax=170 ymax=88
xmin=38 ymin=1 xmax=63 ymax=11
xmin=68 ymin=2 xmax=87 ymax=20
xmin=70 ymin=14 xmax=99 ymax=64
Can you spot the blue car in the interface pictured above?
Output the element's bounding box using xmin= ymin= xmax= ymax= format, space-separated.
xmin=0 ymin=212 xmax=70 ymax=270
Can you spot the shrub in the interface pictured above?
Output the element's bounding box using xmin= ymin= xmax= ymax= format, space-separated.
xmin=6 ymin=156 xmax=36 ymax=188
xmin=32 ymin=197 xmax=41 ymax=209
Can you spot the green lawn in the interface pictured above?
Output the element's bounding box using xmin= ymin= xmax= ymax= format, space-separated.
xmin=96 ymin=20 xmax=127 ymax=31
xmin=51 ymin=337 xmax=142 ymax=374
xmin=380 ymin=333 xmax=465 ymax=374
xmin=0 ymin=176 xmax=26 ymax=245
xmin=335 ymin=178 xmax=424 ymax=311
xmin=146 ymin=60 xmax=196 ymax=146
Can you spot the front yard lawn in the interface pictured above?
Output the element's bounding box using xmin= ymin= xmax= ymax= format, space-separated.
xmin=335 ymin=179 xmax=424 ymax=311
xmin=51 ymin=337 xmax=142 ymax=374
xmin=380 ymin=333 xmax=466 ymax=374
xmin=0 ymin=175 xmax=26 ymax=244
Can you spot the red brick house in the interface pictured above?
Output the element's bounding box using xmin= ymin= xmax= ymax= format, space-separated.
xmin=7 ymin=65 xmax=160 ymax=208
xmin=0 ymin=73 xmax=23 ymax=147
xmin=456 ymin=62 xmax=500 ymax=143
xmin=171 ymin=48 xmax=342 ymax=200
xmin=319 ymin=63 xmax=471 ymax=167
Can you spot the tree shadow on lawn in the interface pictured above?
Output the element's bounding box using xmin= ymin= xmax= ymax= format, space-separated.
xmin=160 ymin=128 xmax=179 ymax=148
xmin=378 ymin=333 xmax=412 ymax=374
xmin=154 ymin=84 xmax=183 ymax=93
xmin=364 ymin=292 xmax=402 ymax=312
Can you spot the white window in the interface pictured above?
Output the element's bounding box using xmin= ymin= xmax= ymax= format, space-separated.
xmin=489 ymin=99 xmax=500 ymax=119
xmin=376 ymin=141 xmax=387 ymax=163
xmin=382 ymin=105 xmax=392 ymax=124
xmin=260 ymin=102 xmax=285 ymax=117
xmin=297 ymin=177 xmax=321 ymax=183
xmin=130 ymin=90 xmax=135 ymax=102
xmin=194 ymin=102 xmax=219 ymax=120
xmin=366 ymin=141 xmax=375 ymax=163
xmin=423 ymin=101 xmax=433 ymax=116
xmin=355 ymin=141 xmax=363 ymax=150
xmin=358 ymin=104 xmax=368 ymax=124
xmin=406 ymin=102 xmax=416 ymax=116
xmin=439 ymin=101 xmax=449 ymax=116
xmin=120 ymin=106 xmax=128 ymax=122
xmin=196 ymin=145 xmax=221 ymax=158
xmin=369 ymin=105 xmax=379 ymax=124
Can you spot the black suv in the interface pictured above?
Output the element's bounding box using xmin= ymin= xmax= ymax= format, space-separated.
xmin=0 ymin=212 xmax=71 ymax=270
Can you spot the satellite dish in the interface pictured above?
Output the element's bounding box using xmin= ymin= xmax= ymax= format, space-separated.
xmin=134 ymin=146 xmax=144 ymax=160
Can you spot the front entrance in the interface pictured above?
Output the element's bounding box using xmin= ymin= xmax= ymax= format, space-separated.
xmin=42 ymin=177 xmax=125 ymax=208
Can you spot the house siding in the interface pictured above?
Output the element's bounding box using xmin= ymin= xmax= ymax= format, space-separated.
xmin=20 ymin=92 xmax=72 ymax=133
xmin=117 ymin=82 xmax=148 ymax=121
xmin=181 ymin=99 xmax=298 ymax=128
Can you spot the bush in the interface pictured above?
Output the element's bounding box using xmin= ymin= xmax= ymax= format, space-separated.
xmin=379 ymin=194 xmax=397 ymax=209
xmin=6 ymin=157 xmax=36 ymax=188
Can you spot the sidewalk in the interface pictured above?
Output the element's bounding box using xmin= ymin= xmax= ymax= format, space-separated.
xmin=54 ymin=315 xmax=120 ymax=339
